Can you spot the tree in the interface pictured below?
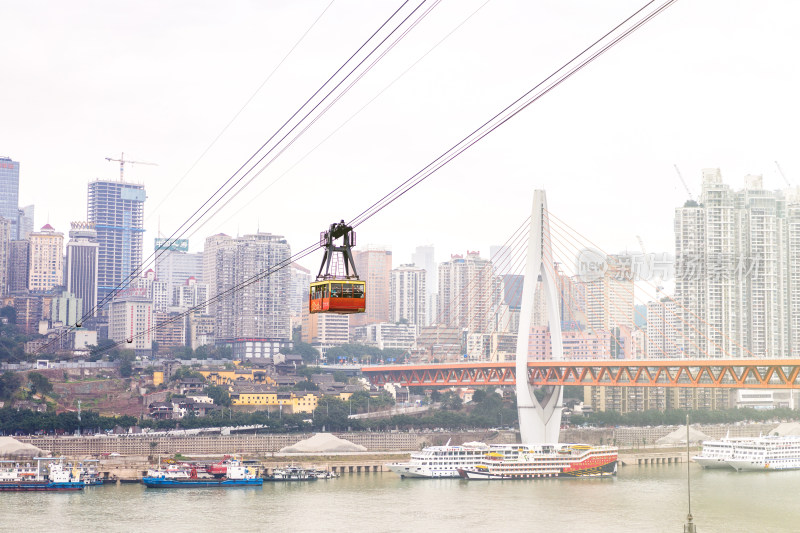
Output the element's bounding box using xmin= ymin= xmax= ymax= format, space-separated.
xmin=287 ymin=341 xmax=320 ymax=364
xmin=0 ymin=306 xmax=16 ymax=324
xmin=441 ymin=390 xmax=463 ymax=411
xmin=119 ymin=360 xmax=133 ymax=378
xmin=28 ymin=372 xmax=53 ymax=396
xmin=170 ymin=366 xmax=204 ymax=382
xmin=205 ymin=385 xmax=231 ymax=407
xmin=88 ymin=339 xmax=117 ymax=361
xmin=293 ymin=380 xmax=319 ymax=392
xmin=0 ymin=372 xmax=22 ymax=399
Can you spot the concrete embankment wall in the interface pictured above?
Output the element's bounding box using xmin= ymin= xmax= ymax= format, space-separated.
xmin=17 ymin=423 xmax=777 ymax=457
xmin=17 ymin=430 xmax=517 ymax=457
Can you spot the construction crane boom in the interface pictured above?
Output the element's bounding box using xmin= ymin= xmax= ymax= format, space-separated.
xmin=775 ymin=161 xmax=791 ymax=188
xmin=674 ymin=164 xmax=694 ymax=202
xmin=105 ymin=152 xmax=157 ymax=181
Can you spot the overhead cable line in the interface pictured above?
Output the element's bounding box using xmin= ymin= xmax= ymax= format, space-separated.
xmin=145 ymin=0 xmax=338 ymax=223
xmin=199 ymin=0 xmax=493 ymax=238
xmin=186 ymin=0 xmax=443 ymax=239
xmin=72 ymin=0 xmax=680 ymax=357
xmin=37 ymin=0 xmax=431 ymax=354
xmin=347 ymin=0 xmax=680 ymax=230
xmin=77 ymin=0 xmax=426 ymax=323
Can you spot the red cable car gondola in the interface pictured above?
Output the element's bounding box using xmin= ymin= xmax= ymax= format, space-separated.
xmin=309 ymin=220 xmax=366 ymax=315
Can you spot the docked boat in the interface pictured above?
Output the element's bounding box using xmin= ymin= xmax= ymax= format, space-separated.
xmin=726 ymin=435 xmax=800 ymax=472
xmin=0 ymin=459 xmax=85 ymax=491
xmin=693 ymin=435 xmax=755 ymax=469
xmin=142 ymin=459 xmax=262 ymax=488
xmin=265 ymin=465 xmax=317 ymax=482
xmin=386 ymin=441 xmax=495 ymax=478
xmin=457 ymin=443 xmax=618 ymax=480
xmin=79 ymin=460 xmax=104 ymax=486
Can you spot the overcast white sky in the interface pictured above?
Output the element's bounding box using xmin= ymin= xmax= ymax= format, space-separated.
xmin=2 ymin=0 xmax=799 ymax=285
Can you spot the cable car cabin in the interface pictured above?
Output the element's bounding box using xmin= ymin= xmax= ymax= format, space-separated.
xmin=309 ymin=280 xmax=365 ymax=314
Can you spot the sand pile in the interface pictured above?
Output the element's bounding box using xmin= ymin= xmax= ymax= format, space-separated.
xmin=655 ymin=426 xmax=711 ymax=445
xmin=0 ymin=437 xmax=49 ymax=458
xmin=769 ymin=422 xmax=800 ymax=436
xmin=280 ymin=433 xmax=367 ymax=453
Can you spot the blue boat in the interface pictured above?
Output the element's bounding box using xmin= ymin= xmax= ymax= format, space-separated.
xmin=142 ymin=459 xmax=262 ymax=488
xmin=142 ymin=476 xmax=263 ymax=488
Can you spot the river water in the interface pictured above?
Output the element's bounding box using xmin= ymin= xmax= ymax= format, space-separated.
xmin=3 ymin=464 xmax=799 ymax=532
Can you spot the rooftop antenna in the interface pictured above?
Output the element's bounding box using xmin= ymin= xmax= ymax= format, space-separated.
xmin=105 ymin=152 xmax=157 ymax=181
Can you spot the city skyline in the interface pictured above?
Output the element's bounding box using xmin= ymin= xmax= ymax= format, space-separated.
xmin=1 ymin=1 xmax=798 ymax=271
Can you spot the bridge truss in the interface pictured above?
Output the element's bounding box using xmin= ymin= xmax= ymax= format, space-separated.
xmin=361 ymin=359 xmax=800 ymax=389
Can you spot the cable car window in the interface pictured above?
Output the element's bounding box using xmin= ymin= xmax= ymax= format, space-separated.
xmin=343 ymin=284 xmax=353 ymax=298
xmin=353 ymin=284 xmax=364 ymax=299
xmin=331 ymin=283 xmax=343 ymax=298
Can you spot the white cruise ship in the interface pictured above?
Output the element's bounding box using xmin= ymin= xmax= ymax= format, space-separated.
xmin=386 ymin=441 xmax=496 ymax=478
xmin=386 ymin=441 xmax=617 ymax=479
xmin=692 ymin=436 xmax=755 ymax=469
xmin=727 ymin=435 xmax=800 ymax=471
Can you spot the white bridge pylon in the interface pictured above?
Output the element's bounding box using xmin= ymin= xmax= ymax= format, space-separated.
xmin=514 ymin=190 xmax=563 ymax=444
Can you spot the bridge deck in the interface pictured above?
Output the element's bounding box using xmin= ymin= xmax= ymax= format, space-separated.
xmin=361 ymin=359 xmax=800 ymax=388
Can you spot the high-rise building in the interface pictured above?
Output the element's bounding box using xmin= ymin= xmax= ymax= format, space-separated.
xmin=66 ymin=221 xmax=99 ymax=320
xmin=390 ymin=264 xmax=426 ymax=328
xmin=109 ymin=296 xmax=153 ymax=352
xmin=674 ymin=169 xmax=799 ymax=358
xmin=0 ymin=157 xmax=20 ymax=240
xmin=28 ymin=224 xmax=64 ymax=292
xmin=289 ymin=262 xmax=312 ymax=322
xmin=437 ymin=251 xmax=501 ymax=335
xmin=585 ymin=255 xmax=634 ymax=332
xmin=154 ymin=248 xmax=203 ymax=288
xmin=212 ymin=232 xmax=292 ymax=340
xmin=173 ymin=277 xmax=209 ymax=313
xmin=352 ymin=247 xmax=392 ymax=327
xmin=302 ymin=305 xmax=349 ymax=347
xmin=51 ymin=291 xmax=82 ymax=327
xmin=203 ymin=233 xmax=232 ymax=299
xmin=0 ymin=217 xmax=10 ymax=295
xmin=411 ymin=245 xmax=436 ymax=326
xmin=87 ymin=179 xmax=145 ymax=313
xmin=17 ymin=205 xmax=34 ymax=240
xmin=7 ymin=240 xmax=29 ymax=293
xmin=646 ymin=299 xmax=680 ymax=358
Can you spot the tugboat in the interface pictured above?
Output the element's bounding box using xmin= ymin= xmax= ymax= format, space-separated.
xmin=142 ymin=459 xmax=262 ymax=488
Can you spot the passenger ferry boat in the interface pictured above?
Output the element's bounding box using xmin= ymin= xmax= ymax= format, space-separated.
xmin=386 ymin=441 xmax=494 ymax=478
xmin=457 ymin=443 xmax=618 ymax=480
xmin=726 ymin=435 xmax=800 ymax=472
xmin=692 ymin=436 xmax=755 ymax=469
xmin=0 ymin=459 xmax=85 ymax=491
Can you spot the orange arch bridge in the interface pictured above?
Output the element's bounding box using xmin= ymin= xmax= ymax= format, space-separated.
xmin=361 ymin=359 xmax=800 ymax=389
